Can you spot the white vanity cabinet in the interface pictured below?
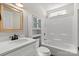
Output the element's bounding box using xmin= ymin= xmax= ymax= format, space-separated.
xmin=5 ymin=42 xmax=37 ymax=56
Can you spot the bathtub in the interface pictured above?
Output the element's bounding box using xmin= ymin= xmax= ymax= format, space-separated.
xmin=42 ymin=39 xmax=78 ymax=56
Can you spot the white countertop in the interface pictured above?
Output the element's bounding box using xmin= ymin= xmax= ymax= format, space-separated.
xmin=0 ymin=38 xmax=36 ymax=56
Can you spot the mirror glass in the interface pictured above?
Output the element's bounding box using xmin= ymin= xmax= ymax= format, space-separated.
xmin=2 ymin=5 xmax=23 ymax=30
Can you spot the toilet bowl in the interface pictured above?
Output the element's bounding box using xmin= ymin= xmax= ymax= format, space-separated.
xmin=36 ymin=39 xmax=51 ymax=56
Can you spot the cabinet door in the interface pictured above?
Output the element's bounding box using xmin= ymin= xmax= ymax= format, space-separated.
xmin=32 ymin=16 xmax=37 ymax=28
xmin=38 ymin=19 xmax=41 ymax=28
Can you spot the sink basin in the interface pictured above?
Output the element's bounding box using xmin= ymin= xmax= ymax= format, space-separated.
xmin=0 ymin=37 xmax=35 ymax=46
xmin=8 ymin=38 xmax=35 ymax=45
xmin=9 ymin=38 xmax=28 ymax=44
xmin=11 ymin=39 xmax=28 ymax=42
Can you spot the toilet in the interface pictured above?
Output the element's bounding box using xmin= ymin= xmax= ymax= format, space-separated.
xmin=36 ymin=39 xmax=51 ymax=56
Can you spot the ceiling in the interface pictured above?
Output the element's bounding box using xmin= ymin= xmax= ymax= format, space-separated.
xmin=23 ymin=3 xmax=69 ymax=17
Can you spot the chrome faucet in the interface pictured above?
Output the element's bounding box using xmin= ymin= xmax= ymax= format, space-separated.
xmin=9 ymin=34 xmax=18 ymax=40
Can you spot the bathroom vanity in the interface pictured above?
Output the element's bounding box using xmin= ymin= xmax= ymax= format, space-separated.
xmin=0 ymin=38 xmax=37 ymax=56
xmin=0 ymin=4 xmax=38 ymax=56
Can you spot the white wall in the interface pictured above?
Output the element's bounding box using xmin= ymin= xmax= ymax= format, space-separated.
xmin=23 ymin=3 xmax=46 ymax=18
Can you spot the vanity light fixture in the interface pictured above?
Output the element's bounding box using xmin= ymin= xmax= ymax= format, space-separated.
xmin=48 ymin=10 xmax=67 ymax=18
xmin=16 ymin=3 xmax=23 ymax=7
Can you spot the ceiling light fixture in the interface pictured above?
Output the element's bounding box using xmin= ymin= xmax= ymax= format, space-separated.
xmin=48 ymin=10 xmax=67 ymax=18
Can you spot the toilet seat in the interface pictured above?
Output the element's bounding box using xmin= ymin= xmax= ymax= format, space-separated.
xmin=37 ymin=46 xmax=51 ymax=56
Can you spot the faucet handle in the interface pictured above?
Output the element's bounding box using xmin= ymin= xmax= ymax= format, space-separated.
xmin=9 ymin=36 xmax=14 ymax=40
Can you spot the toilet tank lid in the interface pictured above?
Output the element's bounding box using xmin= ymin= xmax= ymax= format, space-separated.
xmin=37 ymin=47 xmax=50 ymax=53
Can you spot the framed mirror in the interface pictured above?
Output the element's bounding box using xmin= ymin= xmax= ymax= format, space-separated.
xmin=0 ymin=4 xmax=23 ymax=31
